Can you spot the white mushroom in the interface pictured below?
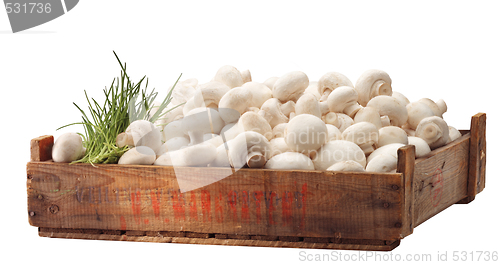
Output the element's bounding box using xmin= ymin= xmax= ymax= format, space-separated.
xmin=392 ymin=91 xmax=410 ymax=107
xmin=154 ymin=143 xmax=217 ymax=167
xmin=327 ymin=160 xmax=366 ymax=172
xmin=272 ymin=71 xmax=309 ymax=102
xmin=184 ymin=107 xmax=225 ymax=135
xmin=157 ymin=136 xmax=190 ymax=156
xmin=408 ymin=136 xmax=431 ymax=158
xmin=447 ymin=126 xmax=462 ymax=144
xmin=118 ymin=146 xmax=156 ymax=165
xmin=353 ymin=106 xmax=383 ymax=130
xmin=227 ymin=131 xmax=271 ymax=168
xmin=264 ymin=152 xmax=314 ymax=170
xmin=418 ymin=98 xmax=446 ymax=118
xmin=406 ymin=101 xmax=435 ymax=130
xmin=161 ymin=119 xmax=185 ymax=142
xmin=272 ymin=123 xmax=288 ymax=139
xmin=377 ymin=126 xmax=408 ymax=148
xmin=342 ymin=122 xmax=379 ymax=154
xmin=269 ymin=137 xmax=293 ymax=157
xmin=365 ymin=153 xmax=398 ymax=173
xmin=284 ymin=114 xmax=328 ymax=154
xmin=238 ymin=111 xmax=273 ymax=140
xmin=182 ymin=81 xmax=230 ymax=115
xmin=116 ymin=120 xmax=162 ymax=154
xmin=326 ymin=86 xmax=362 ymax=118
xmin=322 ymin=112 xmax=341 ymax=128
xmin=258 ymin=98 xmax=293 ymax=128
xmin=415 ymin=116 xmax=449 ymax=149
xmin=303 ymin=81 xmax=321 ymax=100
xmin=311 ymin=140 xmax=366 ymax=171
xmin=52 ymin=132 xmax=84 ymax=163
xmin=208 ymin=142 xmax=231 ymax=168
xmin=354 ymin=69 xmax=393 ymax=107
xmin=317 ymin=72 xmax=353 ymax=101
xmin=295 ymin=92 xmax=321 ymax=118
xmin=336 ymin=113 xmax=354 ymax=132
xmin=213 ymin=65 xmax=244 ymax=88
xmin=326 ymin=124 xmax=342 ymax=142
xmin=263 ymin=76 xmax=279 ymax=90
xmin=242 ymin=82 xmax=273 ymax=108
xmin=218 ymin=87 xmax=253 ymax=123
xmin=366 ymin=95 xmax=408 ymax=127
xmin=367 ymin=143 xmax=405 ymax=164
xmin=220 ymin=122 xmax=243 ymax=142
xmin=241 ymin=69 xmax=252 ymax=83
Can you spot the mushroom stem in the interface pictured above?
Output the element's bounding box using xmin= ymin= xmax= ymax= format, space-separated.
xmin=247 ymin=151 xmax=266 ymax=168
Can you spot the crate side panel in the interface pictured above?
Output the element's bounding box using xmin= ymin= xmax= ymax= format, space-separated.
xmin=27 ymin=162 xmax=404 ymax=240
xmin=413 ymin=135 xmax=470 ymax=226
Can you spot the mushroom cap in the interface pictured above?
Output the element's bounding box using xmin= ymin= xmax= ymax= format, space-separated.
xmin=406 ymin=101 xmax=435 ymax=130
xmin=273 ymin=71 xmax=309 ymax=102
xmin=154 ymin=143 xmax=217 ymax=167
xmin=448 ymin=126 xmax=462 ymax=143
xmin=242 ymin=82 xmax=273 ymax=108
xmin=322 ymin=112 xmax=340 ymax=128
xmin=120 ymin=120 xmax=162 ymax=154
xmin=295 ymin=92 xmax=321 ymax=118
xmin=241 ymin=69 xmax=252 ymax=83
xmin=118 ymin=146 xmax=156 ymax=165
xmin=326 ymin=86 xmax=361 ymax=117
xmin=157 ymin=136 xmax=190 ymax=156
xmin=365 ymin=153 xmax=398 ymax=173
xmin=326 ymin=124 xmax=342 ymax=142
xmin=415 ymin=116 xmax=449 ymax=149
xmin=418 ymin=98 xmax=443 ymax=117
xmin=272 ymin=123 xmax=288 ymax=139
xmin=218 ymin=87 xmax=253 ymax=123
xmin=303 ymin=81 xmax=321 ymax=100
xmin=317 ymin=72 xmax=353 ymax=98
xmin=355 ymin=69 xmax=393 ymax=107
xmin=342 ymin=122 xmax=379 ymax=154
xmin=269 ymin=137 xmax=293 ymax=157
xmin=366 ymin=143 xmax=405 ymax=164
xmin=366 ymin=95 xmax=408 ymax=127
xmin=208 ymin=142 xmax=232 ymax=168
xmin=228 ymin=131 xmax=271 ymax=169
xmin=183 ymin=107 xmax=225 ymax=136
xmin=263 ymin=76 xmax=279 ymax=90
xmin=377 ymin=126 xmax=408 ymax=148
xmin=327 ymin=160 xmax=366 ymax=172
xmin=220 ymin=122 xmax=243 ymax=142
xmin=354 ymin=106 xmax=383 ymax=130
xmin=284 ymin=114 xmax=328 ymax=154
xmin=408 ymin=136 xmax=431 ymax=158
xmin=264 ymin=152 xmax=315 ymax=170
xmin=392 ymin=91 xmax=410 ymax=107
xmin=52 ymin=132 xmax=84 ymax=163
xmin=336 ymin=113 xmax=354 ymax=132
xmin=182 ymin=81 xmax=230 ymax=115
xmin=311 ymin=140 xmax=367 ymax=171
xmin=259 ymin=98 xmax=289 ymax=128
xmin=162 ymin=119 xmax=186 ymax=142
xmin=239 ymin=111 xmax=273 ymax=140
xmin=213 ymin=65 xmax=244 ymax=88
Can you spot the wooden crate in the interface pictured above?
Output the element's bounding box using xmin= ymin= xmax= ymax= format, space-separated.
xmin=26 ymin=113 xmax=486 ymax=251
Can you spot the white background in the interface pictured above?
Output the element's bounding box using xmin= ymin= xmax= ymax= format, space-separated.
xmin=1 ymin=0 xmax=499 ymax=264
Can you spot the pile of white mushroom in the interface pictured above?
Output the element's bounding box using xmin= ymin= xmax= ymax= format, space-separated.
xmin=52 ymin=66 xmax=462 ymax=173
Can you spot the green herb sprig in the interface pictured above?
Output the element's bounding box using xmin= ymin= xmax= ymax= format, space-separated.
xmin=57 ymin=51 xmax=182 ymax=165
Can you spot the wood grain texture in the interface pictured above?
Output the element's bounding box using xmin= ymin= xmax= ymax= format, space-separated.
xmin=30 ymin=135 xmax=53 ymax=162
xmin=38 ymin=228 xmax=400 ymax=251
xmin=27 ymin=162 xmax=404 ymax=241
xmin=397 ymin=145 xmax=415 ymax=238
xmin=458 ymin=113 xmax=487 ymax=204
xmin=412 ymin=133 xmax=470 ymax=227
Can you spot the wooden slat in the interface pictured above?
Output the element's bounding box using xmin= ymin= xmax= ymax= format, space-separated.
xmin=457 ymin=113 xmax=487 ymax=203
xmin=38 ymin=228 xmax=400 ymax=251
xmin=397 ymin=145 xmax=415 ymax=238
xmin=27 ymin=162 xmax=404 ymax=241
xmin=412 ymin=133 xmax=470 ymax=227
xmin=30 ymin=135 xmax=53 ymax=162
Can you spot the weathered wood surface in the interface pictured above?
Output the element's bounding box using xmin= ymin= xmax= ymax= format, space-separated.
xmin=38 ymin=228 xmax=400 ymax=251
xmin=27 ymin=162 xmax=404 ymax=241
xmin=396 ymin=145 xmax=415 ymax=238
xmin=30 ymin=135 xmax=53 ymax=162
